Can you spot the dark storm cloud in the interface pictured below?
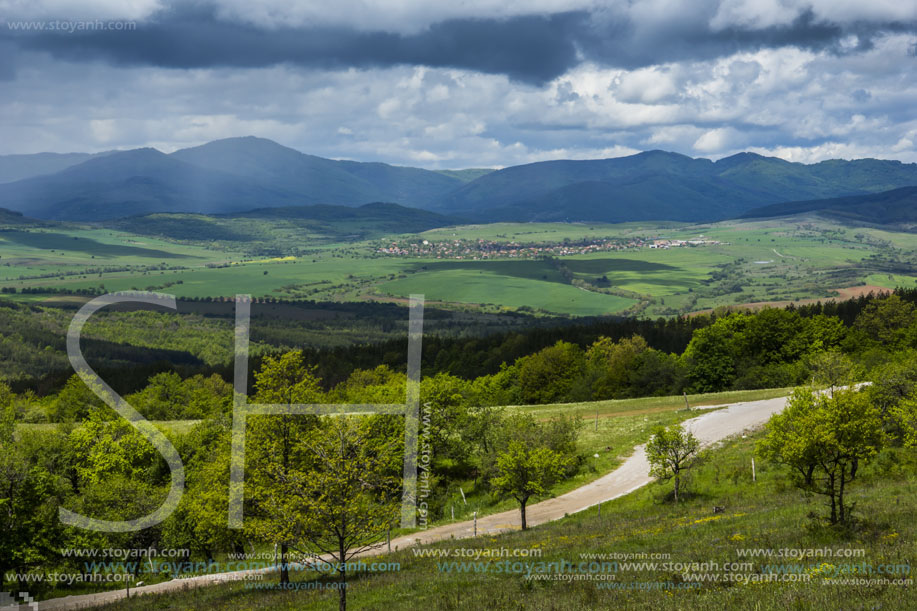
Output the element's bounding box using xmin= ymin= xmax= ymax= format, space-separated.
xmin=4 ymin=5 xmax=584 ymax=84
xmin=3 ymin=3 xmax=914 ymax=84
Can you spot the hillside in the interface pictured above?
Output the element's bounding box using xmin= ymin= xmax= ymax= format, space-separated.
xmin=0 ymin=151 xmax=112 ymax=183
xmin=80 ymin=429 xmax=917 ymax=611
xmin=106 ymin=202 xmax=460 ymax=242
xmin=440 ymin=151 xmax=917 ymax=222
xmin=0 ymin=148 xmax=304 ymax=220
xmin=172 ymin=137 xmax=465 ymax=209
xmin=3 ymin=139 xmax=917 ymax=223
xmin=741 ymin=186 xmax=917 ymax=225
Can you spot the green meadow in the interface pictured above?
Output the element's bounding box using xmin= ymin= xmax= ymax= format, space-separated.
xmin=2 ymin=216 xmax=916 ymax=317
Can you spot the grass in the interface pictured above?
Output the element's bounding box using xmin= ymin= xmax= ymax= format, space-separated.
xmin=93 ymin=427 xmax=917 ymax=610
xmin=3 ymin=216 xmax=917 ymax=317
xmin=423 ymin=388 xmax=791 ymax=529
xmin=378 ymin=266 xmax=636 ymax=316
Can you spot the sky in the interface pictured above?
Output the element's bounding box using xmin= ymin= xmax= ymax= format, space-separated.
xmin=1 ymin=0 xmax=916 ymax=168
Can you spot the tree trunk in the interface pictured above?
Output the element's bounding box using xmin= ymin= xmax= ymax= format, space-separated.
xmin=838 ymin=467 xmax=847 ymax=524
xmin=828 ymin=472 xmax=837 ymax=524
xmin=280 ymin=543 xmax=289 ymax=585
xmin=805 ymin=464 xmax=815 ymax=487
xmin=339 ymin=539 xmax=347 ymax=611
xmin=520 ymin=497 xmax=528 ymax=531
xmin=674 ymin=472 xmax=680 ymax=503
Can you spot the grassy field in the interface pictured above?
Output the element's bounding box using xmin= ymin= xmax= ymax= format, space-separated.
xmin=89 ymin=426 xmax=917 ymax=610
xmin=420 ymin=388 xmax=791 ymax=529
xmin=377 ymin=261 xmax=636 ymax=316
xmin=2 ymin=216 xmax=916 ymax=317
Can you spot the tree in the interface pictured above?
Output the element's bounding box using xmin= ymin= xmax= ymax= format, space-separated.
xmin=247 ymin=351 xmax=323 ymax=585
xmin=50 ymin=375 xmax=104 ymax=422
xmin=682 ymin=319 xmax=741 ymax=393
xmin=517 ymin=341 xmax=586 ymax=404
xmin=251 ymin=415 xmax=400 ymax=611
xmin=759 ymin=387 xmax=885 ymax=524
xmin=163 ymin=416 xmax=246 ymax=563
xmin=646 ymin=424 xmax=700 ymax=502
xmin=807 ymin=350 xmax=855 ymax=397
xmin=587 ymin=335 xmax=650 ymax=399
xmin=853 ymin=295 xmax=916 ymax=348
xmin=491 ymin=439 xmax=568 ymax=530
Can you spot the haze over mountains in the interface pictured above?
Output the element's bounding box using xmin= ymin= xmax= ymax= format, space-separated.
xmin=1 ymin=136 xmax=916 ymax=224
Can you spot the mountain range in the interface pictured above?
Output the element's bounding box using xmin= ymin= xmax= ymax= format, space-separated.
xmin=742 ymin=186 xmax=917 ymax=225
xmin=1 ymin=137 xmax=916 ymax=223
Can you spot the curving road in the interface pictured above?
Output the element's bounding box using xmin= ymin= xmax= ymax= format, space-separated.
xmin=38 ymin=395 xmax=789 ymax=610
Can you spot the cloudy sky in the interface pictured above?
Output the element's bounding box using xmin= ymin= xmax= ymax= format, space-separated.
xmin=1 ymin=0 xmax=916 ymax=167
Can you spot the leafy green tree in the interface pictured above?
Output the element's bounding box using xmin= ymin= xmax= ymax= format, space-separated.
xmin=163 ymin=417 xmax=246 ymax=563
xmin=67 ymin=408 xmax=159 ymax=488
xmin=587 ymin=335 xmax=649 ymax=399
xmin=759 ymin=387 xmax=885 ymax=524
xmin=807 ymin=350 xmax=855 ymax=396
xmin=50 ymin=375 xmax=104 ymax=422
xmin=251 ymin=416 xmax=400 ymax=611
xmin=682 ymin=318 xmax=742 ymax=393
xmin=646 ymin=424 xmax=700 ymax=503
xmin=491 ymin=440 xmax=567 ymax=530
xmin=246 ymin=351 xmax=323 ymax=585
xmin=853 ymin=295 xmax=916 ymax=348
xmin=0 ymin=405 xmax=67 ymax=592
xmin=517 ymin=341 xmax=586 ymax=404
xmin=330 ymin=365 xmax=404 ymax=404
xmin=865 ymin=356 xmax=917 ymax=427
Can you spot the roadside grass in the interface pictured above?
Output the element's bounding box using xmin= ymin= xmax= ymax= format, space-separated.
xmin=93 ymin=429 xmax=917 ymax=610
xmin=423 ymin=388 xmax=791 ymax=528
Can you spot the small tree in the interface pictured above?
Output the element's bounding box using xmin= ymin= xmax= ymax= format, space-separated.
xmin=247 ymin=351 xmax=323 ymax=585
xmin=491 ymin=440 xmax=567 ymax=530
xmin=646 ymin=424 xmax=700 ymax=502
xmin=252 ymin=415 xmax=400 ymax=611
xmin=807 ymin=350 xmax=854 ymax=397
xmin=759 ymin=387 xmax=884 ymax=524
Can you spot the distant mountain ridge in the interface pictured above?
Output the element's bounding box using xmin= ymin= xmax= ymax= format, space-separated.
xmin=0 ymin=151 xmax=114 ymax=183
xmin=741 ymin=186 xmax=917 ymax=225
xmin=0 ymin=137 xmax=915 ymax=223
xmin=438 ymin=150 xmax=917 ymax=222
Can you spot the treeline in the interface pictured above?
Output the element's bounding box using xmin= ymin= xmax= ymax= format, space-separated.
xmin=0 ymin=353 xmax=580 ymax=601
xmin=6 ymin=292 xmax=917 ymax=601
xmin=7 ymin=290 xmax=917 ymax=419
xmin=7 ymin=294 xmax=917 ymax=422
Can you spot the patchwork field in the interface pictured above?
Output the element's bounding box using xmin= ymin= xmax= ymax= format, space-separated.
xmin=1 ymin=215 xmax=916 ymax=317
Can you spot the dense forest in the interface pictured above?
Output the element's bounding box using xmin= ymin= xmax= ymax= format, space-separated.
xmin=5 ymin=290 xmax=917 ymax=600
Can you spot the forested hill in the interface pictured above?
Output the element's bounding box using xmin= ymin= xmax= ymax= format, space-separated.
xmin=3 ymin=288 xmax=910 ymax=399
xmin=3 ymin=137 xmax=917 ymax=223
xmin=741 ymin=186 xmax=917 ymax=225
xmin=104 ymin=202 xmax=461 ymax=242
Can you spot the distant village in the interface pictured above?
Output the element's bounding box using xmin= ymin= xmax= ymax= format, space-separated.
xmin=377 ymin=236 xmax=723 ymax=259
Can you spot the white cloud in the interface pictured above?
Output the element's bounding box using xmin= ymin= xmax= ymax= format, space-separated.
xmin=0 ymin=0 xmax=162 ymax=20
xmin=0 ymin=26 xmax=914 ymax=168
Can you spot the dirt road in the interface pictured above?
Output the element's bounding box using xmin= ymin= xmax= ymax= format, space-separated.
xmin=38 ymin=395 xmax=789 ymax=610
